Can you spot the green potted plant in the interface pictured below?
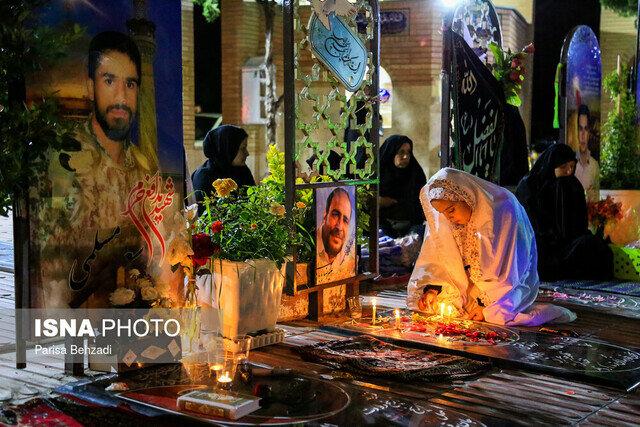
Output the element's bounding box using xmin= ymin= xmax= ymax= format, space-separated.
xmin=599 ymin=64 xmax=640 ymax=245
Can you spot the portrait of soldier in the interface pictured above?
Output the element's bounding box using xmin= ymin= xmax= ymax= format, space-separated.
xmin=35 ymin=31 xmax=163 ymax=308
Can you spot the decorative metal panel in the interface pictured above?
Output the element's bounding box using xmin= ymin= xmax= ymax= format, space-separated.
xmin=291 ymin=0 xmax=378 ymax=182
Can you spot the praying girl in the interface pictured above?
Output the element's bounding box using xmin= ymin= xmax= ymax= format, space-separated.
xmin=407 ymin=168 xmax=575 ymax=325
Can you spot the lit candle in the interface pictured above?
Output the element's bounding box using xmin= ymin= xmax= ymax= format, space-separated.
xmin=447 ymin=305 xmax=453 ymax=319
xmin=209 ymin=363 xmax=223 ymax=380
xmin=394 ymin=308 xmax=401 ymax=329
xmin=371 ymin=298 xmax=377 ymax=325
xmin=217 ymin=372 xmax=233 ymax=390
xmin=440 ymin=302 xmax=445 ymax=318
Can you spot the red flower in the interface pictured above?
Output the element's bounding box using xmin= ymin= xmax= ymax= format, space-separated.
xmin=211 ymin=220 xmax=224 ymax=234
xmin=524 ymin=43 xmax=535 ymax=54
xmin=193 ymin=257 xmax=209 ymax=268
xmin=509 ymin=71 xmax=521 ymax=82
xmin=511 ymin=58 xmax=521 ymax=69
xmin=192 ymin=232 xmax=215 ymax=261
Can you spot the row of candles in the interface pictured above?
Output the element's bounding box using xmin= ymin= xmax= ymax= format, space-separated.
xmin=369 ymin=298 xmax=455 ymax=327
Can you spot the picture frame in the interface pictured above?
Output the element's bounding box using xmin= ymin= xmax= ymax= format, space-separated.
xmin=315 ymin=185 xmax=357 ymax=286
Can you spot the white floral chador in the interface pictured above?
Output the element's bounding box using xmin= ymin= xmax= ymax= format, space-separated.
xmin=407 ymin=168 xmax=575 ymax=326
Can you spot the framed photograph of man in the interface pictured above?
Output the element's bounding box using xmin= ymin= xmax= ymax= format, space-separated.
xmin=315 ymin=186 xmax=357 ymax=285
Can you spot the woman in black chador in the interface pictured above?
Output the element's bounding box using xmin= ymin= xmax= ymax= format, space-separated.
xmin=515 ymin=143 xmax=612 ymax=281
xmin=379 ymin=135 xmax=427 ymax=238
xmin=191 ymin=125 xmax=255 ymax=215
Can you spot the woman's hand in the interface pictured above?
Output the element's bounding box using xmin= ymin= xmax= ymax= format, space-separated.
xmin=463 ymin=305 xmax=485 ymax=321
xmin=418 ymin=290 xmax=439 ymax=313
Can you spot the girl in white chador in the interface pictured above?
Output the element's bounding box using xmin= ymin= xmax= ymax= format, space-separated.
xmin=407 ymin=168 xmax=575 ymax=326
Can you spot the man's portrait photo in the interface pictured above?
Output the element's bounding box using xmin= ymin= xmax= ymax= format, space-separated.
xmin=26 ymin=1 xmax=185 ymax=309
xmin=573 ymin=104 xmax=600 ymax=202
xmin=315 ymin=186 xmax=357 ymax=285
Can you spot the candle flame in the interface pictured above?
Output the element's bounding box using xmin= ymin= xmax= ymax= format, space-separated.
xmin=218 ymin=373 xmax=232 ymax=383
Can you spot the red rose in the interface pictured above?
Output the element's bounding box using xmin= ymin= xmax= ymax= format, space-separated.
xmin=509 ymin=71 xmax=521 ymax=82
xmin=193 ymin=257 xmax=209 ymax=268
xmin=511 ymin=59 xmax=521 ymax=69
xmin=211 ymin=220 xmax=224 ymax=234
xmin=524 ymin=43 xmax=535 ymax=54
xmin=192 ymin=232 xmax=215 ymax=261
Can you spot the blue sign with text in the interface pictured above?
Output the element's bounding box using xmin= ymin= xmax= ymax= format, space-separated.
xmin=309 ymin=13 xmax=367 ymax=92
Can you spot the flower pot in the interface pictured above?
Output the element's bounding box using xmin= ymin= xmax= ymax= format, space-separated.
xmin=198 ymin=259 xmax=285 ymax=338
xmin=600 ymin=189 xmax=640 ymax=245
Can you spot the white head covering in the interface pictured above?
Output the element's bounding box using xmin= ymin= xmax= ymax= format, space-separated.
xmin=407 ymin=168 xmax=574 ymax=325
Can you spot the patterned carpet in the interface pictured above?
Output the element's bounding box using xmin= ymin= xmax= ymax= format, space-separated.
xmin=540 ymin=279 xmax=640 ymax=297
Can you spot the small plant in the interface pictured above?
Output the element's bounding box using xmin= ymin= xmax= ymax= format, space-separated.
xmin=600 ymin=65 xmax=640 ymax=189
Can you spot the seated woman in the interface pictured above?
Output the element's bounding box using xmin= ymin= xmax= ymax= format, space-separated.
xmin=515 ymin=143 xmax=613 ymax=281
xmin=379 ymin=135 xmax=427 ymax=238
xmin=407 ymin=168 xmax=575 ymax=325
xmin=191 ymin=125 xmax=255 ymax=215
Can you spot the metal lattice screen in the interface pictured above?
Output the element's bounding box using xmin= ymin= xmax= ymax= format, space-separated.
xmin=283 ymin=0 xmax=380 ymax=298
xmin=292 ymin=1 xmax=378 ymax=183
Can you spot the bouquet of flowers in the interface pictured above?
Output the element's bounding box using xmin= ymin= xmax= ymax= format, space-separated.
xmin=488 ymin=42 xmax=534 ymax=107
xmin=194 ymin=174 xmax=309 ymax=268
xmin=587 ymin=196 xmax=623 ymax=235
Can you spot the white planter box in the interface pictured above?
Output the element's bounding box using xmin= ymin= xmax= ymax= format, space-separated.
xmin=197 ymin=259 xmax=285 ymax=338
xmin=600 ymin=189 xmax=640 ymax=245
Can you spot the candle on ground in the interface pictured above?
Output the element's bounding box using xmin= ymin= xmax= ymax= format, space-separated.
xmin=217 ymin=373 xmax=233 ymax=390
xmin=447 ymin=305 xmax=453 ymax=319
xmin=394 ymin=308 xmax=401 ymax=329
xmin=372 ymin=298 xmax=377 ymax=325
xmin=440 ymin=302 xmax=445 ymax=318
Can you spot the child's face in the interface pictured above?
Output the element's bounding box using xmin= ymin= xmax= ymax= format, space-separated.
xmin=431 ymin=199 xmax=472 ymax=225
xmin=423 ymin=290 xmax=439 ymax=312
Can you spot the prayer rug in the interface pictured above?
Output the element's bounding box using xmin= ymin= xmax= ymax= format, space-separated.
xmin=0 ymin=395 xmax=148 ymax=426
xmin=296 ymin=335 xmax=491 ymax=381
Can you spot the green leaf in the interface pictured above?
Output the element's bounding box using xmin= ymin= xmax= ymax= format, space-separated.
xmin=506 ymin=94 xmax=522 ymax=107
xmin=488 ymin=42 xmax=504 ymax=67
